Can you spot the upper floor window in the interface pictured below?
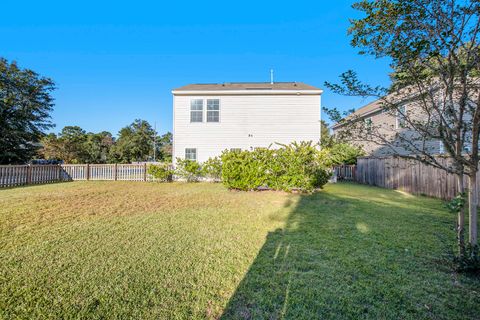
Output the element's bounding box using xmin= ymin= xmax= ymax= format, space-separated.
xmin=185 ymin=148 xmax=197 ymax=161
xmin=207 ymin=99 xmax=220 ymax=122
xmin=365 ymin=117 xmax=373 ymax=131
xmin=396 ymin=105 xmax=406 ymax=129
xmin=190 ymin=99 xmax=203 ymax=122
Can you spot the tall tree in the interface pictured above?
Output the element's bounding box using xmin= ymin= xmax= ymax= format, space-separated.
xmin=325 ymin=0 xmax=480 ymax=261
xmin=83 ymin=131 xmax=114 ymax=163
xmin=320 ymin=120 xmax=333 ymax=148
xmin=111 ymin=119 xmax=156 ymax=163
xmin=0 ymin=58 xmax=55 ymax=164
xmin=157 ymin=131 xmax=173 ymax=161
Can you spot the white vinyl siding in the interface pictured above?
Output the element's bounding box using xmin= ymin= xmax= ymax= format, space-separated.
xmin=190 ymin=99 xmax=203 ymax=122
xmin=207 ymin=99 xmax=220 ymax=122
xmin=174 ymin=94 xmax=321 ymax=163
xmin=185 ymin=148 xmax=197 ymax=160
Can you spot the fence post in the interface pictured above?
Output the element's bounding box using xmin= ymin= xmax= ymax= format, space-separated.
xmin=58 ymin=164 xmax=62 ymax=181
xmin=86 ymin=164 xmax=90 ymax=180
xmin=114 ymin=163 xmax=118 ymax=181
xmin=26 ymin=165 xmax=32 ymax=185
xmin=144 ymin=163 xmax=147 ymax=181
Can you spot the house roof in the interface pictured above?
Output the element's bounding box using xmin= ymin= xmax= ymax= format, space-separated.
xmin=173 ymin=82 xmax=321 ymax=92
xmin=331 ymin=99 xmax=383 ymax=130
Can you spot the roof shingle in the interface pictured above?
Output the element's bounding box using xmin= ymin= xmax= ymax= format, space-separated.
xmin=173 ymin=82 xmax=321 ymax=91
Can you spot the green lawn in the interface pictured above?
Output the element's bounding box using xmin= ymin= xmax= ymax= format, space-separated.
xmin=0 ymin=182 xmax=478 ymax=319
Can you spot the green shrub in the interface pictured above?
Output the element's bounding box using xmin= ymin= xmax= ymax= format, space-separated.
xmin=147 ymin=164 xmax=174 ymax=182
xmin=221 ymin=149 xmax=271 ymax=191
xmin=201 ymin=156 xmax=222 ymax=181
xmin=221 ymin=142 xmax=329 ymax=193
xmin=175 ymin=158 xmax=203 ymax=182
xmin=324 ymin=143 xmax=365 ymax=165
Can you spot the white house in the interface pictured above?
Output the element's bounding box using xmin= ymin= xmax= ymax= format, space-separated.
xmin=172 ymin=82 xmax=323 ymax=163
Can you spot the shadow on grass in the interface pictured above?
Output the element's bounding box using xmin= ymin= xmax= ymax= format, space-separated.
xmin=220 ymin=187 xmax=479 ymax=319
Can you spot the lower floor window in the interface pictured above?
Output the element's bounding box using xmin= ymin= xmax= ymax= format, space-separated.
xmin=185 ymin=148 xmax=197 ymax=161
xmin=230 ymin=148 xmax=241 ymax=152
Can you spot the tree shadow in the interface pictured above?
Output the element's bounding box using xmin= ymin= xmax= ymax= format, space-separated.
xmin=220 ymin=186 xmax=480 ymax=319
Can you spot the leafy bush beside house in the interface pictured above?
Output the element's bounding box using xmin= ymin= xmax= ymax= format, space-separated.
xmin=201 ymin=156 xmax=222 ymax=181
xmin=174 ymin=158 xmax=203 ymax=182
xmin=221 ymin=142 xmax=330 ymax=193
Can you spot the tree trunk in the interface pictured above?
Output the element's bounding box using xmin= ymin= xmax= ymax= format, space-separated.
xmin=468 ymin=173 xmax=478 ymax=248
xmin=457 ymin=174 xmax=466 ymax=257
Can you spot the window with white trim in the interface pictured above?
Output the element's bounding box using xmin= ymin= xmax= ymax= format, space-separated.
xmin=190 ymin=100 xmax=203 ymax=122
xmin=207 ymin=99 xmax=220 ymax=122
xmin=185 ymin=148 xmax=197 ymax=161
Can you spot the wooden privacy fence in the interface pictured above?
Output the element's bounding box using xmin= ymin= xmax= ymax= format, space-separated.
xmin=355 ymin=156 xmax=480 ymax=203
xmin=333 ymin=165 xmax=356 ymax=181
xmin=0 ymin=164 xmax=166 ymax=188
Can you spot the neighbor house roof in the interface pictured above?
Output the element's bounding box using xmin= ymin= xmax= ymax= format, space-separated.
xmin=331 ymin=99 xmax=383 ymax=130
xmin=172 ymin=82 xmax=323 ymax=95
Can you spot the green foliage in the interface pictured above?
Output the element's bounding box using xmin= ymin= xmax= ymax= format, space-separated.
xmin=445 ymin=192 xmax=467 ymax=215
xmin=110 ymin=119 xmax=155 ymax=163
xmin=221 ymin=142 xmax=330 ymax=193
xmin=41 ymin=127 xmax=114 ymax=164
xmin=157 ymin=132 xmax=173 ymax=162
xmin=175 ymin=158 xmax=203 ymax=182
xmin=201 ymin=156 xmax=222 ymax=181
xmin=40 ymin=122 xmax=172 ymax=164
xmin=456 ymin=245 xmax=480 ymax=272
xmin=0 ymin=58 xmax=55 ymax=164
xmin=147 ymin=164 xmax=174 ymax=182
xmin=326 ymin=142 xmax=365 ymax=165
xmin=221 ymin=149 xmax=269 ymax=191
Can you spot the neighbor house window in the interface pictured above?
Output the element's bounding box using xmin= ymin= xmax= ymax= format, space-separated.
xmin=190 ymin=99 xmax=203 ymax=122
xmin=230 ymin=148 xmax=241 ymax=152
xmin=207 ymin=99 xmax=220 ymax=122
xmin=365 ymin=117 xmax=373 ymax=131
xmin=185 ymin=148 xmax=197 ymax=160
xmin=396 ymin=105 xmax=406 ymax=129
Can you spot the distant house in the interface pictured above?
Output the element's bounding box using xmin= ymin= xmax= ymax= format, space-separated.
xmin=172 ymin=82 xmax=323 ymax=162
xmin=331 ymin=98 xmax=444 ymax=156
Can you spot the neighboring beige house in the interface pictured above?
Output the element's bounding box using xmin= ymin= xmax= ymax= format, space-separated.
xmin=172 ymin=82 xmax=322 ymax=162
xmin=332 ymin=98 xmax=444 ymax=156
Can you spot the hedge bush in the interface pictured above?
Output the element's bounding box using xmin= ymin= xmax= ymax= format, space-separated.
xmin=147 ymin=164 xmax=174 ymax=182
xmin=201 ymin=156 xmax=222 ymax=181
xmin=175 ymin=158 xmax=203 ymax=182
xmin=221 ymin=142 xmax=329 ymax=193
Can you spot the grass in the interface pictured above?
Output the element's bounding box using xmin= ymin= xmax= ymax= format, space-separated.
xmin=0 ymin=181 xmax=479 ymax=319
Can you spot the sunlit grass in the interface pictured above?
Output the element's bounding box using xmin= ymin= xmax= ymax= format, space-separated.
xmin=0 ymin=182 xmax=478 ymax=319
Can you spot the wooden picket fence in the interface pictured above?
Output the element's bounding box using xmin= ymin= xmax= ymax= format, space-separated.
xmin=0 ymin=164 xmax=167 ymax=188
xmin=354 ymin=156 xmax=480 ymax=203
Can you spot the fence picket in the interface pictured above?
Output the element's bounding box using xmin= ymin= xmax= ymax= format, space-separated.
xmin=354 ymin=156 xmax=480 ymax=204
xmin=0 ymin=163 xmax=170 ymax=188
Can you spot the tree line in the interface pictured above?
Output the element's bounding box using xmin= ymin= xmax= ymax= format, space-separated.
xmin=40 ymin=121 xmax=172 ymax=164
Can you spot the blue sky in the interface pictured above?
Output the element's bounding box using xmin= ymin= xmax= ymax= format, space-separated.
xmin=1 ymin=0 xmax=391 ymax=136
